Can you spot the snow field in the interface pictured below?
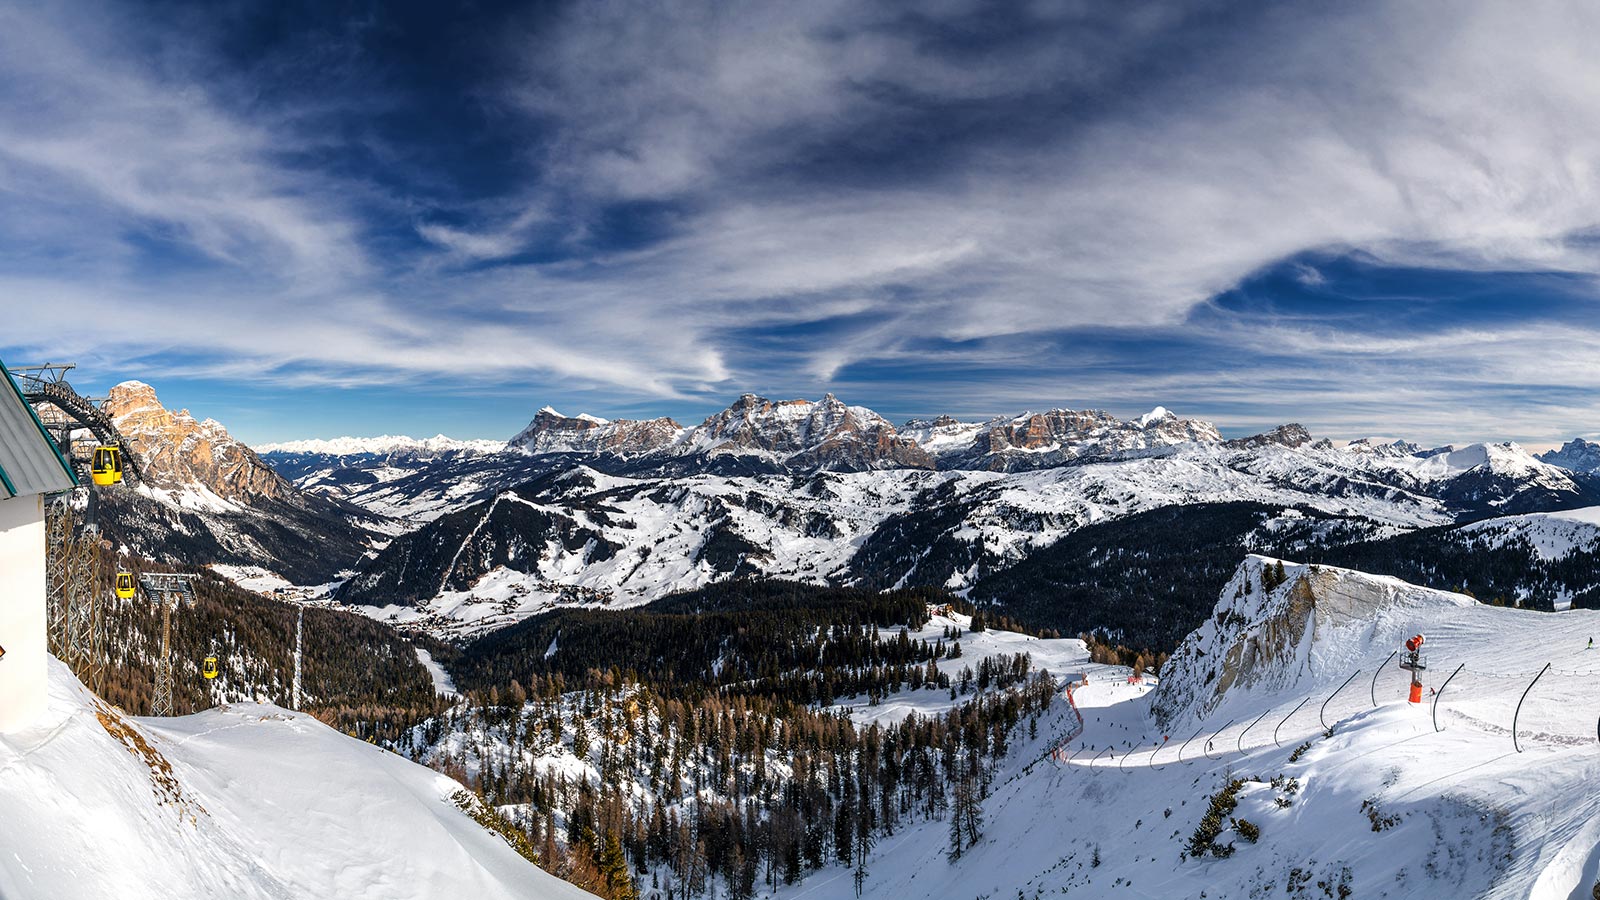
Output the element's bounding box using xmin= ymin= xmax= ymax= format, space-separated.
xmin=0 ymin=658 xmax=595 ymax=900
xmin=773 ymin=561 xmax=1600 ymax=900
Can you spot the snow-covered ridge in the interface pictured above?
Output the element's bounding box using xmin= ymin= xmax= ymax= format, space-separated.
xmin=0 ymin=658 xmax=594 ymax=900
xmin=1153 ymin=556 xmax=1478 ymax=729
xmin=256 ymin=434 xmax=509 ymax=456
xmin=1457 ymin=505 xmax=1600 ymax=563
xmin=779 ymin=561 xmax=1600 ymax=900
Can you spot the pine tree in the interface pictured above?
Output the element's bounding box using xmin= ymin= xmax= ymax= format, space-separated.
xmin=600 ymin=830 xmax=639 ymax=900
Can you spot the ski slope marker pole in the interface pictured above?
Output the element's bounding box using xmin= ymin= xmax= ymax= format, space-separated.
xmin=1274 ymin=697 xmax=1311 ymax=748
xmin=1512 ymin=662 xmax=1551 ymax=754
xmin=1320 ymin=670 xmax=1362 ymax=732
xmin=1432 ymin=663 xmax=1463 ymax=733
xmin=1089 ymin=746 xmax=1111 ymax=774
xmin=1371 ymin=651 xmax=1397 ymax=707
xmin=1237 ymin=708 xmax=1271 ymax=755
xmin=1204 ymin=719 xmax=1235 ymax=760
xmin=1177 ymin=726 xmax=1203 ymax=764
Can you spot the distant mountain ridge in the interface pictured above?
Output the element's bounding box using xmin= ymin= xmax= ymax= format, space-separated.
xmin=255 ymin=435 xmax=508 ymax=457
xmin=1540 ymin=437 xmax=1600 ymax=473
xmin=91 ymin=381 xmax=379 ymax=584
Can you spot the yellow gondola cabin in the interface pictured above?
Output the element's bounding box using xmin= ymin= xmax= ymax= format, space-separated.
xmin=202 ymin=656 xmax=219 ymax=680
xmin=90 ymin=446 xmax=123 ymax=486
xmin=115 ymin=572 xmax=135 ymax=599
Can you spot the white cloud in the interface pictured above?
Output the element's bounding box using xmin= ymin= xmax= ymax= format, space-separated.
xmin=5 ymin=0 xmax=1600 ymax=444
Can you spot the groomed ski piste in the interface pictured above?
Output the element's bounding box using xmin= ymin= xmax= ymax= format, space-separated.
xmin=0 ymin=658 xmax=596 ymax=900
xmin=778 ymin=556 xmax=1600 ymax=900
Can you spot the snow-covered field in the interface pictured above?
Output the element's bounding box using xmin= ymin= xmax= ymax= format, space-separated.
xmin=769 ymin=559 xmax=1600 ymax=900
xmin=0 ymin=659 xmax=593 ymax=900
xmin=830 ymin=609 xmax=1121 ymax=729
xmin=1459 ymin=505 xmax=1600 ymax=561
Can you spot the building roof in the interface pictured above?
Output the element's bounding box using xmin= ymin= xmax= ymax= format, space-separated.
xmin=0 ymin=359 xmax=77 ymax=499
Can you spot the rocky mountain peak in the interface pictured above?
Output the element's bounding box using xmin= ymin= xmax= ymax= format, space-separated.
xmin=693 ymin=393 xmax=933 ymax=470
xmin=956 ymin=406 xmax=1221 ymax=470
xmin=103 ymin=381 xmax=290 ymax=504
xmin=509 ymin=406 xmax=683 ymax=456
xmin=1539 ymin=437 xmax=1600 ymax=473
xmin=1345 ymin=437 xmax=1423 ymax=457
xmin=1225 ymin=423 xmax=1314 ymax=450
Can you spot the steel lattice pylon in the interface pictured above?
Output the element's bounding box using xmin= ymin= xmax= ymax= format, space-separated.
xmin=140 ymin=573 xmax=196 ymax=717
xmin=44 ymin=500 xmax=107 ymax=692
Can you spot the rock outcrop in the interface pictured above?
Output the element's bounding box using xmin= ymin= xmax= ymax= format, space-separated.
xmin=689 ymin=393 xmax=933 ymax=470
xmin=1225 ymin=423 xmax=1314 ymax=450
xmin=507 ymin=393 xmax=933 ymax=472
xmin=1151 ymin=556 xmax=1475 ymax=729
xmin=1539 ymin=438 xmax=1600 ymax=473
xmin=104 ymin=381 xmax=290 ymax=504
xmin=509 ymin=407 xmax=684 ymax=456
xmin=94 ymin=381 xmax=376 ymax=583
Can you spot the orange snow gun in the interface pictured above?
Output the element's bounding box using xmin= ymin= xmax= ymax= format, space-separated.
xmin=1402 ymin=634 xmax=1427 ymax=703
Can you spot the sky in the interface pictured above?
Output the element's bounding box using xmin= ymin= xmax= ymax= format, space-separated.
xmin=2 ymin=0 xmax=1599 ymax=447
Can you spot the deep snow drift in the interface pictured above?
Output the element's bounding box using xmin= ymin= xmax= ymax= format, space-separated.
xmin=775 ymin=557 xmax=1600 ymax=900
xmin=0 ymin=658 xmax=593 ymax=900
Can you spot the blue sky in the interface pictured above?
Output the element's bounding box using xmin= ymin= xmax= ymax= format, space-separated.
xmin=2 ymin=0 xmax=1600 ymax=447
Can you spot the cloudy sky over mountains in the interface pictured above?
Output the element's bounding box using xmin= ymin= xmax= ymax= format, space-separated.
xmin=2 ymin=0 xmax=1598 ymax=445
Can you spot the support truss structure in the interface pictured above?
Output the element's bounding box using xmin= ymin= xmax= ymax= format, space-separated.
xmin=44 ymin=504 xmax=107 ymax=693
xmin=140 ymin=573 xmax=197 ymax=718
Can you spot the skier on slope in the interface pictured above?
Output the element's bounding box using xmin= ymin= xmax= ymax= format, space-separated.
xmin=1588 ymin=637 xmax=1594 ymax=650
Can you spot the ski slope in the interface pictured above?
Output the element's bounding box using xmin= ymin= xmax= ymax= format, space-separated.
xmin=776 ymin=557 xmax=1600 ymax=900
xmin=0 ymin=658 xmax=594 ymax=900
xmin=829 ymin=608 xmax=1124 ymax=729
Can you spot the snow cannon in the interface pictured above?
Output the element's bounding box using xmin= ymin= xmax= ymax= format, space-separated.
xmin=1399 ymin=634 xmax=1427 ymax=703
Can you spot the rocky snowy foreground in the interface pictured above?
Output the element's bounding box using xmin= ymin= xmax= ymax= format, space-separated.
xmin=0 ymin=658 xmax=594 ymax=900
xmin=763 ymin=558 xmax=1600 ymax=900
xmin=11 ymin=556 xmax=1600 ymax=899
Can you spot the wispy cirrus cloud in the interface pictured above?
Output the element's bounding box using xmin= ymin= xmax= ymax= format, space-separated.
xmin=4 ymin=0 xmax=1600 ymax=445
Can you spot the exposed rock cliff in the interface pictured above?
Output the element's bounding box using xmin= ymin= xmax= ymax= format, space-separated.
xmin=1152 ymin=555 xmax=1475 ymax=729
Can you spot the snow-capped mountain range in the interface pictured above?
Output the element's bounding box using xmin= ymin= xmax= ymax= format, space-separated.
xmin=1540 ymin=437 xmax=1600 ymax=472
xmin=228 ymin=390 xmax=1600 ymax=638
xmin=257 ymin=434 xmax=509 ymax=457
xmin=508 ymin=394 xmax=1238 ymax=472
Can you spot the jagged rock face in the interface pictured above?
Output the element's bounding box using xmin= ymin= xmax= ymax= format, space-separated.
xmin=940 ymin=406 xmax=1221 ymax=470
xmin=507 ymin=393 xmax=934 ymax=472
xmin=691 ymin=393 xmax=934 ymax=470
xmin=104 ymin=381 xmax=290 ymax=503
xmin=1151 ymin=556 xmax=1475 ymax=729
xmin=1225 ymin=423 xmax=1314 ymax=450
xmin=1540 ymin=438 xmax=1600 ymax=473
xmin=1345 ymin=437 xmax=1424 ymax=457
xmin=509 ymin=407 xmax=683 ymax=455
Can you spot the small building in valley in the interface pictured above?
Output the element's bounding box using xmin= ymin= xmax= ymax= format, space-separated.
xmin=0 ymin=360 xmax=77 ymax=732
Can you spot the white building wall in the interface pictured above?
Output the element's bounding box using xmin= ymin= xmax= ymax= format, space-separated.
xmin=0 ymin=494 xmax=47 ymax=732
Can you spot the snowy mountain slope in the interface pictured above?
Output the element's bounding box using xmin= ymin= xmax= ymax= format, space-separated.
xmin=1457 ymin=505 xmax=1600 ymax=561
xmin=339 ymin=467 xmax=958 ymax=637
xmin=766 ymin=559 xmax=1600 ymax=900
xmin=828 ymin=607 xmax=1115 ymax=729
xmin=334 ymin=439 xmax=1511 ymax=637
xmin=0 ymin=658 xmax=595 ymax=900
xmin=83 ymin=381 xmax=383 ymax=584
xmin=259 ymin=441 xmax=541 ymax=524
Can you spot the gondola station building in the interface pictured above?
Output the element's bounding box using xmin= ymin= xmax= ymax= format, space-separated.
xmin=0 ymin=360 xmax=77 ymax=732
